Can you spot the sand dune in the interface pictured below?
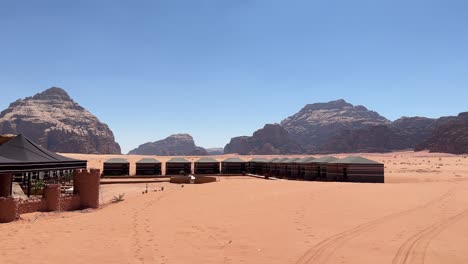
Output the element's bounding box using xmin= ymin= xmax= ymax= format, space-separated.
xmin=1 ymin=151 xmax=467 ymax=264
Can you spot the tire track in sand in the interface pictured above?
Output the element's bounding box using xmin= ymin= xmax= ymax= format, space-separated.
xmin=295 ymin=188 xmax=456 ymax=264
xmin=392 ymin=209 xmax=468 ymax=264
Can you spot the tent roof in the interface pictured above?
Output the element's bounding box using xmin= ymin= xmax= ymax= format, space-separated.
xmin=0 ymin=134 xmax=84 ymax=163
xmin=195 ymin=157 xmax=219 ymax=163
xmin=222 ymin=157 xmax=246 ymax=163
xmin=249 ymin=157 xmax=269 ymax=163
xmin=267 ymin=158 xmax=280 ymax=162
xmin=136 ymin=158 xmax=161 ymax=164
xmin=285 ymin=157 xmax=302 ymax=163
xmin=296 ymin=157 xmax=316 ymax=163
xmin=313 ymin=156 xmax=339 ymax=163
xmin=330 ymin=156 xmax=382 ymax=165
xmin=0 ymin=134 xmax=87 ymax=173
xmin=167 ymin=157 xmax=190 ymax=163
xmin=272 ymin=157 xmax=289 ymax=163
xmin=105 ymin=158 xmax=129 ymax=164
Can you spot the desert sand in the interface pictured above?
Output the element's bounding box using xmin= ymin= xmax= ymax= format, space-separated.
xmin=1 ymin=151 xmax=468 ymax=264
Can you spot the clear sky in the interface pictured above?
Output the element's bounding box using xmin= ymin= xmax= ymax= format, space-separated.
xmin=1 ymin=0 xmax=467 ymax=153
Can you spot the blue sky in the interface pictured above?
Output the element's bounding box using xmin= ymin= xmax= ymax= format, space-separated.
xmin=1 ymin=0 xmax=467 ymax=153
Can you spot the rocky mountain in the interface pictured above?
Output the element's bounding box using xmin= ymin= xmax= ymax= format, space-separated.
xmin=0 ymin=87 xmax=121 ymax=154
xmin=224 ymin=124 xmax=304 ymax=155
xmin=206 ymin=148 xmax=224 ymax=155
xmin=281 ymin=99 xmax=391 ymax=152
xmin=129 ymin=134 xmax=209 ymax=156
xmin=225 ymin=99 xmax=461 ymax=155
xmin=319 ymin=116 xmax=437 ymax=153
xmin=415 ymin=112 xmax=468 ymax=154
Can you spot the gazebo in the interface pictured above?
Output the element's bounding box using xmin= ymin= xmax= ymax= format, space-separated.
xmin=329 ymin=156 xmax=384 ymax=183
xmin=221 ymin=157 xmax=246 ymax=175
xmin=194 ymin=157 xmax=220 ymax=175
xmin=0 ymin=134 xmax=87 ymax=197
xmin=165 ymin=157 xmax=191 ymax=175
xmin=136 ymin=158 xmax=162 ymax=176
xmin=103 ymin=158 xmax=130 ymax=176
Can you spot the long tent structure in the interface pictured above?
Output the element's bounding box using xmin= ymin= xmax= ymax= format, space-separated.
xmin=295 ymin=157 xmax=317 ymax=180
xmin=328 ymin=156 xmax=384 ymax=183
xmin=221 ymin=157 xmax=246 ymax=175
xmin=312 ymin=156 xmax=339 ymax=181
xmin=166 ymin=157 xmax=191 ymax=175
xmin=263 ymin=158 xmax=279 ymax=176
xmin=103 ymin=158 xmax=130 ymax=176
xmin=194 ymin=157 xmax=220 ymax=175
xmin=135 ymin=158 xmax=162 ymax=176
xmin=0 ymin=134 xmax=87 ymax=197
xmin=246 ymin=158 xmax=269 ymax=175
xmin=270 ymin=158 xmax=290 ymax=177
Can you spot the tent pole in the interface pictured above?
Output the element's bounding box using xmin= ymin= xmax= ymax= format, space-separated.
xmin=28 ymin=173 xmax=31 ymax=197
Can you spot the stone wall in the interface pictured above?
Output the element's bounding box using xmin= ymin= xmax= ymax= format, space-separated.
xmin=0 ymin=169 xmax=100 ymax=223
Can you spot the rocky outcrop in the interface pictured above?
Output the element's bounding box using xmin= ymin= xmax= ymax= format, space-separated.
xmin=415 ymin=112 xmax=468 ymax=154
xmin=281 ymin=99 xmax=390 ymax=152
xmin=128 ymin=134 xmax=209 ymax=156
xmin=318 ymin=117 xmax=438 ymax=153
xmin=224 ymin=124 xmax=303 ymax=155
xmin=206 ymin=148 xmax=224 ymax=155
xmin=0 ymin=87 xmax=121 ymax=154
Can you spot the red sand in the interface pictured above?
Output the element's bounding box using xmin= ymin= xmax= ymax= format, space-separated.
xmin=1 ymin=151 xmax=467 ymax=264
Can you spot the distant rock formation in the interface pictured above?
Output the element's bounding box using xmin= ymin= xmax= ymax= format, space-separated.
xmin=129 ymin=134 xmax=209 ymax=156
xmin=319 ymin=117 xmax=437 ymax=153
xmin=280 ymin=99 xmax=390 ymax=152
xmin=415 ymin=112 xmax=468 ymax=154
xmin=206 ymin=148 xmax=224 ymax=155
xmin=0 ymin=87 xmax=121 ymax=154
xmin=224 ymin=124 xmax=304 ymax=155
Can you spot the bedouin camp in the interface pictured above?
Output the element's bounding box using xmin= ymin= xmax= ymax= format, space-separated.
xmin=165 ymin=157 xmax=191 ymax=175
xmin=0 ymin=134 xmax=87 ymax=197
xmin=135 ymin=158 xmax=162 ymax=176
xmin=103 ymin=158 xmax=130 ymax=176
xmin=194 ymin=157 xmax=220 ymax=175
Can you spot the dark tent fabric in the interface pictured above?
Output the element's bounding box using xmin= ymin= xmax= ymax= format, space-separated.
xmin=0 ymin=134 xmax=86 ymax=173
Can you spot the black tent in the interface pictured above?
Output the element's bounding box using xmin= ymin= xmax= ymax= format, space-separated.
xmin=329 ymin=156 xmax=384 ymax=183
xmin=221 ymin=158 xmax=246 ymax=175
xmin=136 ymin=158 xmax=162 ymax=176
xmin=0 ymin=134 xmax=87 ymax=197
xmin=165 ymin=157 xmax=191 ymax=175
xmin=103 ymin=158 xmax=130 ymax=176
xmin=194 ymin=157 xmax=220 ymax=175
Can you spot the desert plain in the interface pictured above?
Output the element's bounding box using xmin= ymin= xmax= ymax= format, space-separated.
xmin=1 ymin=151 xmax=468 ymax=264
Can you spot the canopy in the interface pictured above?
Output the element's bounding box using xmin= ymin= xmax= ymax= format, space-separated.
xmin=0 ymin=134 xmax=87 ymax=173
xmin=195 ymin=157 xmax=219 ymax=163
xmin=330 ymin=156 xmax=382 ymax=165
xmin=136 ymin=158 xmax=161 ymax=164
xmin=167 ymin=157 xmax=190 ymax=163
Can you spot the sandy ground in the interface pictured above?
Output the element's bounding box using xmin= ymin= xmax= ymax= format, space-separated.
xmin=1 ymin=151 xmax=468 ymax=264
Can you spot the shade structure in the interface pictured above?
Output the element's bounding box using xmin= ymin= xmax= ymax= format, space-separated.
xmin=0 ymin=134 xmax=87 ymax=173
xmin=328 ymin=156 xmax=384 ymax=183
xmin=310 ymin=156 xmax=339 ymax=181
xmin=221 ymin=157 xmax=246 ymax=175
xmin=103 ymin=158 xmax=129 ymax=176
xmin=194 ymin=157 xmax=220 ymax=175
xmin=246 ymin=157 xmax=269 ymax=175
xmin=166 ymin=157 xmax=191 ymax=175
xmin=0 ymin=134 xmax=87 ymax=197
xmin=136 ymin=158 xmax=162 ymax=176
